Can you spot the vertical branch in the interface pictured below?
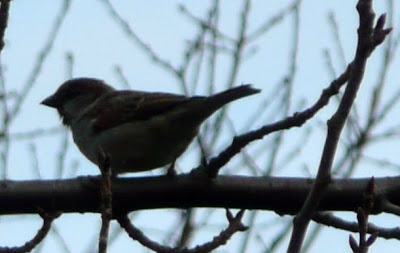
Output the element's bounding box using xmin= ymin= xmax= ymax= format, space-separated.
xmin=175 ymin=209 xmax=195 ymax=248
xmin=265 ymin=0 xmax=301 ymax=176
xmin=206 ymin=0 xmax=220 ymax=95
xmin=225 ymin=0 xmax=251 ymax=90
xmin=365 ymin=0 xmax=393 ymax=126
xmin=328 ymin=12 xmax=347 ymax=68
xmin=241 ymin=1 xmax=301 ymax=251
xmin=349 ymin=178 xmax=378 ymax=253
xmin=287 ymin=1 xmax=391 ymax=252
xmin=209 ymin=0 xmax=251 ymax=147
xmin=0 ymin=61 xmax=8 ymax=179
xmin=0 ymin=0 xmax=11 ymax=54
xmin=196 ymin=0 xmax=221 ymax=162
xmin=8 ymin=0 xmax=71 ymax=122
xmin=98 ymin=148 xmax=112 ymax=253
xmin=55 ymin=52 xmax=74 ymax=179
xmin=0 ymin=0 xmax=11 ymax=179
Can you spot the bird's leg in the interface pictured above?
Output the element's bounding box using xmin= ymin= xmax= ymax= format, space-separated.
xmin=166 ymin=160 xmax=177 ymax=177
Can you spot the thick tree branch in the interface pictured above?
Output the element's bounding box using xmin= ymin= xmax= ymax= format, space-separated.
xmin=1 ymin=175 xmax=400 ymax=219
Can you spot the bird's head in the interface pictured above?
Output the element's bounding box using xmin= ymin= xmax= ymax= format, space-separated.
xmin=41 ymin=78 xmax=115 ymax=126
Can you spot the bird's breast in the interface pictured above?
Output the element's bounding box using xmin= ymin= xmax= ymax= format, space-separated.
xmin=70 ymin=117 xmax=199 ymax=173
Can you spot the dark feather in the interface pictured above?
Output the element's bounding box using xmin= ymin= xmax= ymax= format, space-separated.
xmin=79 ymin=90 xmax=195 ymax=134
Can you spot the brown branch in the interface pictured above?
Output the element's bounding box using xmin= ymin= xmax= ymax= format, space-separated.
xmin=176 ymin=209 xmax=195 ymax=248
xmin=0 ymin=211 xmax=60 ymax=253
xmin=206 ymin=63 xmax=352 ymax=178
xmin=247 ymin=0 xmax=300 ymax=41
xmin=117 ymin=209 xmax=247 ymax=253
xmin=380 ymin=198 xmax=400 ymax=216
xmin=99 ymin=0 xmax=180 ymax=77
xmin=264 ymin=0 xmax=301 ymax=176
xmin=328 ymin=12 xmax=347 ymax=68
xmin=178 ymin=3 xmax=234 ymax=43
xmin=206 ymin=0 xmax=252 ymax=151
xmin=98 ymin=148 xmax=112 ymax=253
xmin=113 ymin=65 xmax=131 ymax=89
xmin=0 ymin=0 xmax=11 ymax=54
xmin=313 ymin=212 xmax=400 ymax=240
xmin=2 ymin=176 xmax=400 ymax=219
xmin=348 ymin=178 xmax=378 ymax=253
xmin=8 ymin=0 xmax=71 ymax=123
xmin=287 ymin=1 xmax=391 ymax=251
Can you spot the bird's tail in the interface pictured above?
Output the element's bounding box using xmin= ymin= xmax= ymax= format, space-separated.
xmin=207 ymin=84 xmax=260 ymax=109
xmin=184 ymin=84 xmax=261 ymax=123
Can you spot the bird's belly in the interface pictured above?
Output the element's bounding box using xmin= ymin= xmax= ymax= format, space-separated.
xmin=71 ymin=119 xmax=198 ymax=173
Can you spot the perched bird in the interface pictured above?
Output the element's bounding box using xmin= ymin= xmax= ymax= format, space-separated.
xmin=41 ymin=78 xmax=260 ymax=174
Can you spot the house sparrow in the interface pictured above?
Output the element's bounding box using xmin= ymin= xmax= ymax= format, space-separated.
xmin=41 ymin=78 xmax=260 ymax=174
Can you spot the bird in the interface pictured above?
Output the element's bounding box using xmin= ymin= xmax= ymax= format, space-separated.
xmin=41 ymin=78 xmax=260 ymax=175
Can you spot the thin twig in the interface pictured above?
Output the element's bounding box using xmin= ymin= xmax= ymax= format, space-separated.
xmin=313 ymin=212 xmax=400 ymax=240
xmin=56 ymin=52 xmax=74 ymax=179
xmin=8 ymin=0 xmax=71 ymax=122
xmin=349 ymin=178 xmax=378 ymax=253
xmin=209 ymin=0 xmax=251 ymax=148
xmin=178 ymin=3 xmax=234 ymax=43
xmin=117 ymin=209 xmax=247 ymax=253
xmin=0 ymin=211 xmax=61 ymax=253
xmin=100 ymin=0 xmax=181 ymax=79
xmin=7 ymin=126 xmax=63 ymax=141
xmin=113 ymin=65 xmax=131 ymax=89
xmin=207 ymin=63 xmax=352 ymax=177
xmin=328 ymin=12 xmax=347 ymax=68
xmin=264 ymin=0 xmax=301 ymax=176
xmin=247 ymin=0 xmax=300 ymax=41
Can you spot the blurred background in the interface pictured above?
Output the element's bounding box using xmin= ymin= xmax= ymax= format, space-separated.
xmin=0 ymin=0 xmax=399 ymax=252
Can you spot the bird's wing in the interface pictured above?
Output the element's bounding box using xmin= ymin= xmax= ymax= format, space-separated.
xmin=78 ymin=90 xmax=194 ymax=134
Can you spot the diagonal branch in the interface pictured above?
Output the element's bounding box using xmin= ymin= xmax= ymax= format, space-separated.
xmin=206 ymin=63 xmax=352 ymax=177
xmin=99 ymin=0 xmax=180 ymax=77
xmin=8 ymin=0 xmax=71 ymax=122
xmin=0 ymin=211 xmax=60 ymax=253
xmin=287 ymin=1 xmax=392 ymax=252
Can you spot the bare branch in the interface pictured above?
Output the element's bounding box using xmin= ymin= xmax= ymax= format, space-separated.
xmin=98 ymin=148 xmax=112 ymax=253
xmin=288 ymin=1 xmax=391 ymax=251
xmin=8 ymin=0 xmax=71 ymax=122
xmin=99 ymin=0 xmax=180 ymax=77
xmin=207 ymin=63 xmax=352 ymax=177
xmin=0 ymin=0 xmax=11 ymax=54
xmin=0 ymin=211 xmax=60 ymax=253
xmin=116 ymin=209 xmax=247 ymax=253
xmin=313 ymin=212 xmax=400 ymax=240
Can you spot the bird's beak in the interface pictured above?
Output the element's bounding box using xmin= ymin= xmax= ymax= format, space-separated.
xmin=40 ymin=94 xmax=58 ymax=108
